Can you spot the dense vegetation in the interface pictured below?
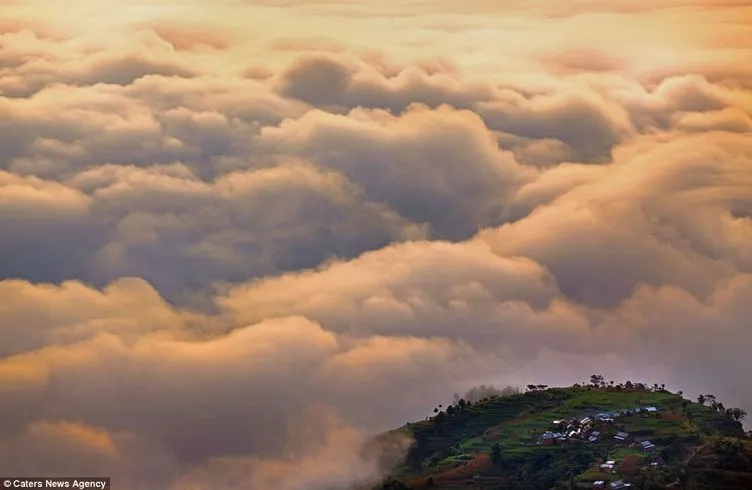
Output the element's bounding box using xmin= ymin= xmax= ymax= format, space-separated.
xmin=375 ymin=376 xmax=751 ymax=490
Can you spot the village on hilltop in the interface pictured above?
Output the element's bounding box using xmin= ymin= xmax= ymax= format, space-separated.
xmin=537 ymin=406 xmax=663 ymax=489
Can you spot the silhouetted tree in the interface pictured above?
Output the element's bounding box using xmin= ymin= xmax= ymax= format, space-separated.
xmin=697 ymin=394 xmax=706 ymax=405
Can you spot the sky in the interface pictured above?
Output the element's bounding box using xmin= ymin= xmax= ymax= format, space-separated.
xmin=0 ymin=0 xmax=751 ymax=488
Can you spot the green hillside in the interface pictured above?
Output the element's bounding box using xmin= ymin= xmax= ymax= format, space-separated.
xmin=375 ymin=377 xmax=751 ymax=490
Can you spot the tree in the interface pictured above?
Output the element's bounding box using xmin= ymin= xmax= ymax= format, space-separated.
xmin=625 ymin=380 xmax=634 ymax=389
xmin=731 ymin=408 xmax=747 ymax=422
xmin=434 ymin=411 xmax=447 ymax=434
xmin=697 ymin=394 xmax=706 ymax=405
xmin=446 ymin=405 xmax=456 ymax=415
xmin=382 ymin=478 xmax=408 ymax=490
xmin=458 ymin=398 xmax=467 ymax=410
xmin=490 ymin=443 xmax=503 ymax=466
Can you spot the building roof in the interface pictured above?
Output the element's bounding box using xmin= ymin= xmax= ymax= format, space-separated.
xmin=610 ymin=481 xmax=632 ymax=489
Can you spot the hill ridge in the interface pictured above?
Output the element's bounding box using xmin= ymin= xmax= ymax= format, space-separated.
xmin=376 ymin=376 xmax=751 ymax=490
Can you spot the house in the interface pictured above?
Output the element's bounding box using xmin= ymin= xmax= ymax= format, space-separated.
xmin=581 ymin=417 xmax=592 ymax=426
xmin=614 ymin=431 xmax=630 ymax=441
xmin=650 ymin=455 xmax=665 ymax=467
xmin=644 ymin=406 xmax=658 ymax=413
xmin=606 ymin=460 xmax=616 ymax=465
xmin=600 ymin=463 xmax=615 ymax=473
xmin=610 ymin=481 xmax=633 ymax=489
xmin=594 ymin=481 xmax=606 ymax=488
xmin=539 ymin=432 xmax=557 ymax=445
xmin=639 ymin=440 xmax=656 ymax=451
xmin=588 ymin=435 xmax=599 ymax=443
xmin=610 ymin=481 xmax=632 ymax=489
xmin=591 ymin=431 xmax=601 ymax=437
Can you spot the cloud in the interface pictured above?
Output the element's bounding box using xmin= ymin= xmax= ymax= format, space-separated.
xmin=0 ymin=163 xmax=425 ymax=301
xmin=138 ymin=22 xmax=232 ymax=51
xmin=274 ymin=53 xmax=497 ymax=112
xmin=255 ymin=104 xmax=533 ymax=239
xmin=478 ymin=87 xmax=635 ymax=163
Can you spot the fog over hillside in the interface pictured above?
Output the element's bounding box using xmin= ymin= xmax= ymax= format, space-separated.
xmin=0 ymin=1 xmax=751 ymax=488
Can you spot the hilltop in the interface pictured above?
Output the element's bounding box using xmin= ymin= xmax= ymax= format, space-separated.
xmin=375 ymin=376 xmax=752 ymax=490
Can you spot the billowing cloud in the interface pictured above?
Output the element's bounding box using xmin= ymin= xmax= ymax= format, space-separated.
xmin=1 ymin=0 xmax=751 ymax=489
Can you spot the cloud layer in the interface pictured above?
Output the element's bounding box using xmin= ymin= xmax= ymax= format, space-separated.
xmin=1 ymin=1 xmax=751 ymax=488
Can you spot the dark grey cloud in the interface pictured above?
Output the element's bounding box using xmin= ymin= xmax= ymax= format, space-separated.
xmin=0 ymin=163 xmax=425 ymax=303
xmin=254 ymin=104 xmax=534 ymax=239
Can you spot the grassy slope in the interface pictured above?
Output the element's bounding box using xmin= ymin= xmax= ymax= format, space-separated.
xmin=383 ymin=386 xmax=747 ymax=490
